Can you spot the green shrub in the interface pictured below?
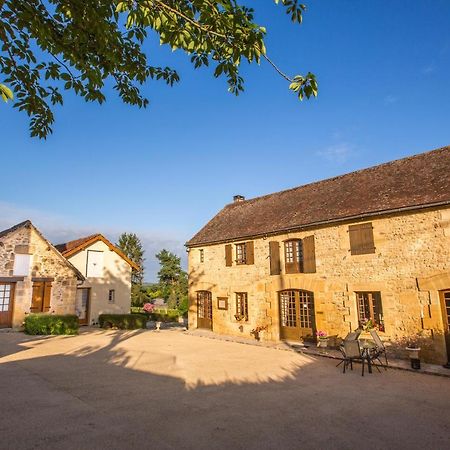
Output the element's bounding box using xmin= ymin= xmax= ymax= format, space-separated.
xmin=99 ymin=314 xmax=147 ymax=330
xmin=24 ymin=314 xmax=79 ymax=335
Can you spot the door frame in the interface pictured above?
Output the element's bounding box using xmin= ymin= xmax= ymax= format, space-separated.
xmin=77 ymin=287 xmax=91 ymax=326
xmin=439 ymin=289 xmax=450 ymax=364
xmin=0 ymin=282 xmax=15 ymax=328
xmin=196 ymin=290 xmax=213 ymax=330
xmin=279 ymin=289 xmax=316 ymax=342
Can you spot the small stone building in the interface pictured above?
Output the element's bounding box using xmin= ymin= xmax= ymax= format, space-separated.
xmin=55 ymin=234 xmax=138 ymax=325
xmin=0 ymin=221 xmax=83 ymax=328
xmin=186 ymin=146 xmax=450 ymax=365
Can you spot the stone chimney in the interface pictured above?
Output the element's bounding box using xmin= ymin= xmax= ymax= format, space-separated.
xmin=233 ymin=195 xmax=245 ymax=202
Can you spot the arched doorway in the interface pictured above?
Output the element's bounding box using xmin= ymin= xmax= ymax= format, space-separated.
xmin=279 ymin=289 xmax=316 ymax=341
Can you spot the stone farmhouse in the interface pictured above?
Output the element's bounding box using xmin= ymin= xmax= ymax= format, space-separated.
xmin=0 ymin=221 xmax=137 ymax=328
xmin=186 ymin=146 xmax=450 ymax=365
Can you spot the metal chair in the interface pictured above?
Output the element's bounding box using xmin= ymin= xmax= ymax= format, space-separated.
xmin=370 ymin=330 xmax=388 ymax=368
xmin=336 ymin=329 xmax=362 ymax=367
xmin=342 ymin=340 xmax=365 ymax=376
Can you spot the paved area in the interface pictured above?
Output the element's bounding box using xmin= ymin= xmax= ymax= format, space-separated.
xmin=187 ymin=328 xmax=450 ymax=377
xmin=0 ymin=329 xmax=449 ymax=450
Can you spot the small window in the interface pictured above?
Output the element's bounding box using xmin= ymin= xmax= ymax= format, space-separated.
xmin=236 ymin=243 xmax=247 ymax=265
xmin=235 ymin=292 xmax=248 ymax=321
xmin=356 ymin=292 xmax=384 ymax=331
xmin=13 ymin=254 xmax=32 ymax=276
xmin=199 ymin=249 xmax=204 ymax=263
xmin=108 ymin=289 xmax=115 ymax=303
xmin=349 ymin=223 xmax=375 ymax=255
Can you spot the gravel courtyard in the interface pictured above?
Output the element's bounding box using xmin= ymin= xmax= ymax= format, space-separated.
xmin=0 ymin=329 xmax=449 ymax=450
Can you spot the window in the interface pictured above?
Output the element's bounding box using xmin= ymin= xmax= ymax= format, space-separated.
xmin=225 ymin=242 xmax=254 ymax=266
xmin=199 ymin=249 xmax=204 ymax=263
xmin=86 ymin=250 xmax=104 ymax=277
xmin=284 ymin=237 xmax=316 ymax=274
xmin=108 ymin=289 xmax=115 ymax=303
xmin=31 ymin=281 xmax=52 ymax=313
xmin=349 ymin=223 xmax=375 ymax=255
xmin=284 ymin=240 xmax=303 ymax=273
xmin=0 ymin=284 xmax=12 ymax=312
xmin=235 ymin=292 xmax=248 ymax=321
xmin=236 ymin=243 xmax=247 ymax=265
xmin=13 ymin=254 xmax=32 ymax=276
xmin=356 ymin=292 xmax=384 ymax=331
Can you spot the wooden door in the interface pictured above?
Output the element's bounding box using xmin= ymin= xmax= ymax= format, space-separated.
xmin=197 ymin=291 xmax=212 ymax=330
xmin=0 ymin=283 xmax=15 ymax=328
xmin=279 ymin=290 xmax=316 ymax=341
xmin=440 ymin=290 xmax=450 ymax=362
xmin=298 ymin=290 xmax=316 ymax=340
xmin=76 ymin=288 xmax=90 ymax=325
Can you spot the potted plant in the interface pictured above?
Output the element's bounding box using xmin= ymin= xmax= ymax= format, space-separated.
xmin=405 ymin=341 xmax=421 ymax=370
xmin=250 ymin=325 xmax=268 ymax=341
xmin=316 ymin=330 xmax=328 ymax=347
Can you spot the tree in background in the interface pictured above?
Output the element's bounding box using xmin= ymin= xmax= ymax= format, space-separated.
xmin=117 ymin=232 xmax=145 ymax=306
xmin=156 ymin=249 xmax=188 ymax=311
xmin=0 ymin=1 xmax=317 ymax=138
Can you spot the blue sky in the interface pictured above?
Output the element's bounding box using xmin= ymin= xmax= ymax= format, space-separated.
xmin=1 ymin=0 xmax=449 ymax=281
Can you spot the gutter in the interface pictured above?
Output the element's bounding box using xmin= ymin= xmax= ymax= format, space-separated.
xmin=185 ymin=200 xmax=450 ymax=248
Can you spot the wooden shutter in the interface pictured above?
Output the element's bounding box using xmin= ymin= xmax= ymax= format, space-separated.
xmin=31 ymin=282 xmax=43 ymax=312
xmin=246 ymin=241 xmax=254 ymax=265
xmin=225 ymin=244 xmax=233 ymax=266
xmin=349 ymin=223 xmax=375 ymax=255
xmin=43 ymin=282 xmax=52 ymax=312
xmin=269 ymin=241 xmax=281 ymax=275
xmin=302 ymin=235 xmax=316 ymax=273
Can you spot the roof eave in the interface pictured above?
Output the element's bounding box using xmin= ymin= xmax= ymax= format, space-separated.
xmin=185 ymin=200 xmax=450 ymax=248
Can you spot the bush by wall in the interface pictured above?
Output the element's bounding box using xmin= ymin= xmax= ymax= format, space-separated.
xmin=24 ymin=314 xmax=79 ymax=335
xmin=99 ymin=314 xmax=147 ymax=330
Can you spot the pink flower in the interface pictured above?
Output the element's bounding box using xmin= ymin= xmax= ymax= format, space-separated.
xmin=143 ymin=303 xmax=154 ymax=313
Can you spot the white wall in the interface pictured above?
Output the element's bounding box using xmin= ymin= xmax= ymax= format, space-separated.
xmin=67 ymin=240 xmax=132 ymax=324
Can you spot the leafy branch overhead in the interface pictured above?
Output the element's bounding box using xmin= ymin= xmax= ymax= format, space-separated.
xmin=0 ymin=0 xmax=318 ymax=138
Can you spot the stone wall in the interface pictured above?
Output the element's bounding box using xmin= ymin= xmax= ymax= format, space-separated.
xmin=188 ymin=206 xmax=450 ymax=364
xmin=0 ymin=225 xmax=79 ymax=327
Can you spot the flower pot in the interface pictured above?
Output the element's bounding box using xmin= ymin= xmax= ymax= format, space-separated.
xmin=406 ymin=347 xmax=421 ymax=369
xmin=317 ymin=338 xmax=328 ymax=348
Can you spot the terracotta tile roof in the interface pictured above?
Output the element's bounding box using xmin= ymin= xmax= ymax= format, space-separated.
xmin=55 ymin=234 xmax=140 ymax=270
xmin=186 ymin=146 xmax=450 ymax=247
xmin=54 ymin=234 xmax=99 ymax=254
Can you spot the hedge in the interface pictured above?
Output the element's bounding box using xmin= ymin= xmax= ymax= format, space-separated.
xmin=24 ymin=314 xmax=79 ymax=335
xmin=99 ymin=314 xmax=147 ymax=330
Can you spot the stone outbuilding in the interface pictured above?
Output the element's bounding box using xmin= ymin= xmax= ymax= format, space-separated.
xmin=0 ymin=221 xmax=84 ymax=328
xmin=186 ymin=146 xmax=450 ymax=365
